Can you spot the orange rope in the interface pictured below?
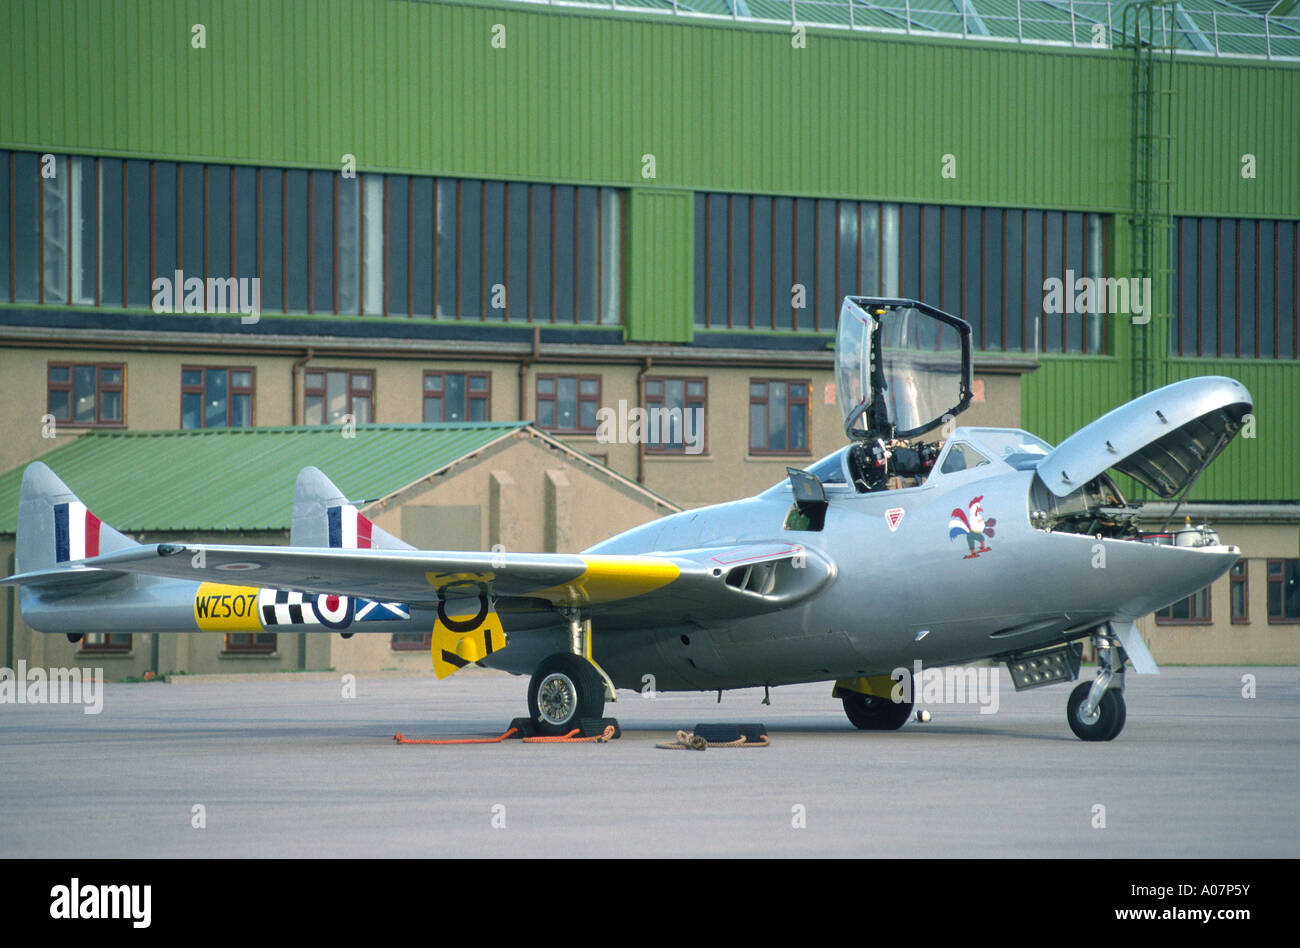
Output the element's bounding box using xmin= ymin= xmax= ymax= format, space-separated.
xmin=392 ymin=727 xmax=518 ymax=745
xmin=392 ymin=724 xmax=617 ymax=745
xmin=522 ymin=725 xmax=617 ymax=744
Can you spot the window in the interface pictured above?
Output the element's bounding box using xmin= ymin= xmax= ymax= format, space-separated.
xmin=47 ymin=363 xmax=124 ymax=426
xmin=1155 ymin=586 xmax=1211 ymax=624
xmin=304 ymin=369 xmax=373 ymax=425
xmin=644 ymin=377 xmax=707 ymax=454
xmin=938 ymin=442 xmax=991 ymax=475
xmin=1173 ymin=217 xmax=1298 ymax=359
xmin=391 ymin=632 xmax=430 ymax=651
xmin=80 ymin=633 xmax=131 ymax=654
xmin=1266 ymin=559 xmax=1300 ymax=622
xmin=749 ymin=380 xmax=809 ymax=455
xmin=224 ymin=632 xmax=277 ymax=654
xmin=1230 ymin=560 xmax=1249 ymax=623
xmin=423 ymin=372 xmax=490 ymax=423
xmin=693 ymin=191 xmax=1107 ymax=354
xmin=182 ymin=367 xmax=254 ymax=428
xmin=4 ymin=151 xmax=626 ymax=324
xmin=536 ymin=374 xmax=600 ymax=433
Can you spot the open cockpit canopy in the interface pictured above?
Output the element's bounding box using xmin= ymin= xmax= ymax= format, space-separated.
xmin=835 ymin=297 xmax=973 ymax=442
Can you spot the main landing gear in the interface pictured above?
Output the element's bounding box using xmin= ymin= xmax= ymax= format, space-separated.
xmin=837 ymin=670 xmax=914 ymax=731
xmin=526 ymin=612 xmax=618 ymax=736
xmin=1066 ymin=630 xmax=1127 ymax=741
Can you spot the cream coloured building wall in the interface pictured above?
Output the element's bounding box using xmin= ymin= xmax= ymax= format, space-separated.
xmin=1139 ymin=521 xmax=1300 ymax=665
xmin=1 ymin=345 xmax=1028 ymax=510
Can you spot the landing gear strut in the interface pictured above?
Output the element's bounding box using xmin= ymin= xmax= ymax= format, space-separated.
xmin=526 ymin=612 xmax=616 ymax=736
xmin=1067 ymin=630 xmax=1127 ymax=741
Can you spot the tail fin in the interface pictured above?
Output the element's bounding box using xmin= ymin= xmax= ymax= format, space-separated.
xmin=290 ymin=467 xmax=414 ymax=551
xmin=16 ymin=462 xmax=139 ymax=573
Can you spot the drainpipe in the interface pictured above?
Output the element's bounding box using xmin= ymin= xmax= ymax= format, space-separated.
xmin=636 ymin=357 xmax=652 ymax=484
xmin=290 ymin=348 xmax=314 ymax=425
xmin=518 ymin=326 xmax=540 ymax=421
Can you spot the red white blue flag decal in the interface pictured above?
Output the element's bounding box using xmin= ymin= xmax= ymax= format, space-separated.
xmin=327 ymin=505 xmax=373 ymax=549
xmin=54 ymin=502 xmax=101 ymax=563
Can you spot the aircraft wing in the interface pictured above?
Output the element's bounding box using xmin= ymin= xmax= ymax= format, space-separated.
xmin=76 ymin=540 xmax=836 ymax=626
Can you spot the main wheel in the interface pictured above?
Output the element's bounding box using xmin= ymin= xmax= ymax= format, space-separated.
xmin=1066 ymin=681 xmax=1126 ymax=741
xmin=527 ymin=653 xmax=606 ymax=736
xmin=841 ymin=691 xmax=913 ymax=731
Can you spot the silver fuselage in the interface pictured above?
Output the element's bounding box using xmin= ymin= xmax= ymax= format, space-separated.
xmin=487 ymin=450 xmax=1237 ymax=691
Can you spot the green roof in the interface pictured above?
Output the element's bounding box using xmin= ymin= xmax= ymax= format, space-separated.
xmin=0 ymin=423 xmax=529 ymax=534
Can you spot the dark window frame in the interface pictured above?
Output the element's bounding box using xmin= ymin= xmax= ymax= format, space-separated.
xmin=1266 ymin=558 xmax=1300 ymax=623
xmin=643 ymin=375 xmax=709 ymax=455
xmin=1154 ymin=585 xmax=1212 ymax=625
xmin=422 ymin=370 xmax=491 ymax=423
xmin=391 ymin=631 xmax=431 ymax=652
xmin=1229 ymin=559 xmax=1249 ymax=624
xmin=747 ymin=378 xmax=811 ymax=457
xmin=180 ymin=365 xmax=256 ymax=428
xmin=79 ymin=633 xmax=132 ymax=654
xmin=47 ymin=361 xmax=125 ymax=427
xmin=535 ymin=373 xmax=601 ymax=434
xmin=222 ymin=632 xmax=278 ymax=654
xmin=1173 ymin=216 xmax=1299 ymax=360
xmin=303 ymin=368 xmax=375 ymax=425
xmin=4 ymin=153 xmax=627 ymax=326
xmin=694 ymin=192 xmax=1109 ymax=354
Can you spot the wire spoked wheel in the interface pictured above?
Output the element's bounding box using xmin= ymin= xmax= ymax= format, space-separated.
xmin=527 ymin=652 xmax=606 ymax=736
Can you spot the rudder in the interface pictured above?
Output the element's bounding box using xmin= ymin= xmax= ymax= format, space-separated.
xmin=16 ymin=462 xmax=139 ymax=573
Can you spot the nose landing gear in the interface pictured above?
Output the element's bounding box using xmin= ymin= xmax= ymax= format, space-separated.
xmin=1066 ymin=631 xmax=1127 ymax=741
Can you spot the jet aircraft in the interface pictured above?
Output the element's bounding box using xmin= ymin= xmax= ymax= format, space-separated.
xmin=3 ymin=298 xmax=1252 ymax=740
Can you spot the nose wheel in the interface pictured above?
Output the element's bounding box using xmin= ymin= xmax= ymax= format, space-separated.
xmin=1066 ymin=630 xmax=1128 ymax=741
xmin=1066 ymin=681 xmax=1126 ymax=741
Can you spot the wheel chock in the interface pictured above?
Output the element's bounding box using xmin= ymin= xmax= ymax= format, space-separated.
xmin=506 ymin=717 xmax=538 ymax=738
xmin=580 ymin=717 xmax=621 ymax=739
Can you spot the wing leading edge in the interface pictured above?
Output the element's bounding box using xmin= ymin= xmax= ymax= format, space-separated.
xmin=71 ymin=541 xmax=834 ymax=624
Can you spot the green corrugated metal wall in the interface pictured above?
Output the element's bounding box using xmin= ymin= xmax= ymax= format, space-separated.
xmin=1170 ymin=60 xmax=1300 ymax=217
xmin=3 ymin=0 xmax=1295 ymax=215
xmin=626 ymin=189 xmax=694 ymax=342
xmin=1163 ymin=360 xmax=1300 ymax=502
xmin=1 ymin=0 xmax=1297 ymax=500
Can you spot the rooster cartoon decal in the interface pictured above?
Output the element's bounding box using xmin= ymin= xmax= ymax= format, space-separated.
xmin=949 ymin=496 xmax=996 ymax=559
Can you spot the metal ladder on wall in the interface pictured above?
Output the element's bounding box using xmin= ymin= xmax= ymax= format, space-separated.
xmin=1122 ymin=1 xmax=1177 ymax=409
